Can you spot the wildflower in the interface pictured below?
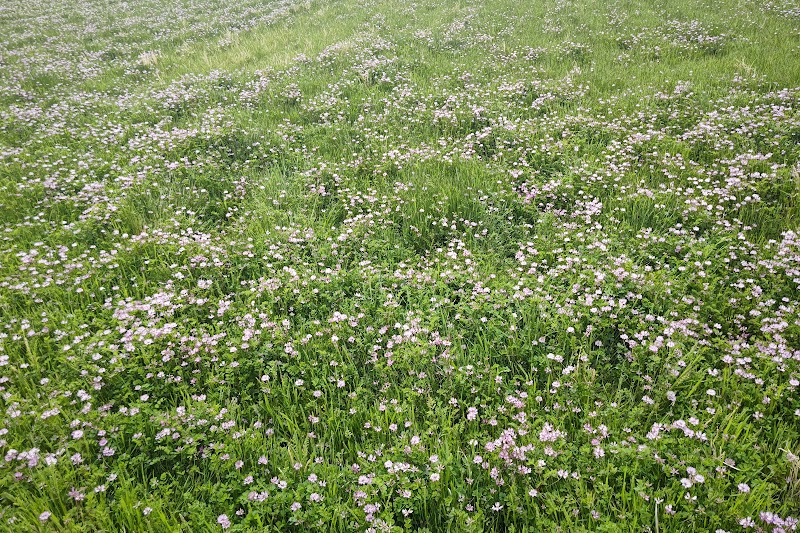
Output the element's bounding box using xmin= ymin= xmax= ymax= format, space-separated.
xmin=739 ymin=517 xmax=755 ymax=528
xmin=593 ymin=446 xmax=605 ymax=458
xmin=217 ymin=514 xmax=231 ymax=529
xmin=539 ymin=423 xmax=564 ymax=442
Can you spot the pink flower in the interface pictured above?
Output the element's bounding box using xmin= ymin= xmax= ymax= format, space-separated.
xmin=539 ymin=422 xmax=564 ymax=442
xmin=217 ymin=514 xmax=231 ymax=529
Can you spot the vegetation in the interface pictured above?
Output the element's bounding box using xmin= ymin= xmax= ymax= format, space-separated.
xmin=1 ymin=0 xmax=799 ymax=530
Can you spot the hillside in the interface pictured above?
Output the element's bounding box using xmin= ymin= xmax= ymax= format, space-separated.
xmin=1 ymin=0 xmax=799 ymax=530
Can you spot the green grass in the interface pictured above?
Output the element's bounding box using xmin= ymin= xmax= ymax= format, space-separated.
xmin=0 ymin=0 xmax=799 ymax=530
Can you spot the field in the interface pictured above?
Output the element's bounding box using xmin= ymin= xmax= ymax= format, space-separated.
xmin=1 ymin=0 xmax=800 ymax=530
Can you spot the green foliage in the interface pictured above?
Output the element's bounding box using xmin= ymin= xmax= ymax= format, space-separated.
xmin=1 ymin=0 xmax=799 ymax=530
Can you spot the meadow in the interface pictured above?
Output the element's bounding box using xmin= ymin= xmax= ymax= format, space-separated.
xmin=1 ymin=0 xmax=799 ymax=530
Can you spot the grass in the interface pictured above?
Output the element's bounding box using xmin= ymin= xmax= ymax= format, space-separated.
xmin=0 ymin=0 xmax=799 ymax=531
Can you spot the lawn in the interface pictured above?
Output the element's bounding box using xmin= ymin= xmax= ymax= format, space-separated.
xmin=0 ymin=0 xmax=799 ymax=530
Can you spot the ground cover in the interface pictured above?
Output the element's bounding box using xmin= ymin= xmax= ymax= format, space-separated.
xmin=1 ymin=0 xmax=799 ymax=530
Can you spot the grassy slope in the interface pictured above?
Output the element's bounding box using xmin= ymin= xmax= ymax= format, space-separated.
xmin=0 ymin=0 xmax=799 ymax=531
